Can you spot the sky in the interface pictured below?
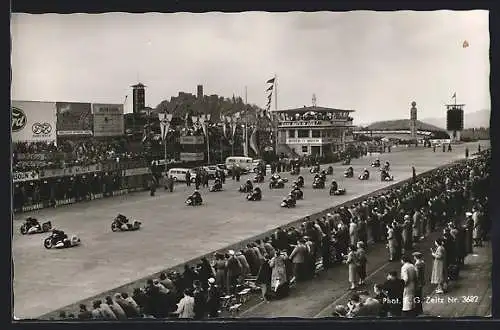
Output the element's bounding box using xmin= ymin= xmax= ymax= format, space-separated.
xmin=11 ymin=11 xmax=490 ymax=125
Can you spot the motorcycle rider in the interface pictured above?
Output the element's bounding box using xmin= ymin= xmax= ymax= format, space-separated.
xmin=383 ymin=161 xmax=390 ymax=171
xmin=242 ymin=179 xmax=253 ymax=192
xmin=345 ymin=166 xmax=354 ymax=177
xmin=25 ymin=217 xmax=41 ymax=229
xmin=330 ymin=179 xmax=338 ymax=192
xmin=297 ymin=176 xmax=305 ymax=188
xmin=291 ymin=184 xmax=303 ymax=199
xmin=115 ymin=214 xmax=129 ymax=230
xmin=254 ymin=170 xmax=264 ymax=183
xmin=373 ymin=158 xmax=380 ymax=167
xmin=212 ymin=178 xmax=222 ymax=190
xmin=283 ymin=193 xmax=296 ymax=207
xmin=360 ymin=168 xmax=370 ymax=180
xmin=250 ymin=187 xmax=262 ymax=200
xmin=51 ymin=228 xmax=68 ymax=245
xmin=190 ymin=190 xmax=203 ymax=204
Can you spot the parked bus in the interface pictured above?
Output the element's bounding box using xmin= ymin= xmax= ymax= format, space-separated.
xmin=225 ymin=156 xmax=253 ymax=172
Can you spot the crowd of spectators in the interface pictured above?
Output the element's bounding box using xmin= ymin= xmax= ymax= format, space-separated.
xmin=13 ymin=139 xmax=147 ymax=172
xmin=53 ymin=148 xmax=489 ymax=320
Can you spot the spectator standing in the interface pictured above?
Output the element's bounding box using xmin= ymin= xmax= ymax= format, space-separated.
xmin=289 ymin=238 xmax=308 ymax=282
xmin=77 ymin=304 xmax=92 ymax=320
xmin=412 ymin=252 xmax=425 ymax=316
xmin=256 ymin=255 xmax=272 ymax=303
xmin=105 ymin=296 xmax=127 ymax=320
xmin=431 ymin=239 xmax=447 ymax=294
xmin=173 ymin=289 xmax=195 ymax=318
xmin=400 ymin=255 xmax=418 ymax=317
xmin=356 ymin=241 xmax=367 ymax=286
xmin=345 ymin=245 xmax=359 ymax=290
xmin=206 ymin=278 xmax=221 ymax=318
xmin=382 ymin=271 xmax=404 ymax=317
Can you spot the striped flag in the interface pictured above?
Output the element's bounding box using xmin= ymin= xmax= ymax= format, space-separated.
xmin=452 ymin=92 xmax=456 ymax=100
xmin=266 ymin=85 xmax=273 ymax=92
xmin=266 ymin=77 xmax=275 ymax=84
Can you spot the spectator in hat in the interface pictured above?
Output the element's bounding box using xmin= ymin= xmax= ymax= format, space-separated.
xmin=431 ymin=238 xmax=447 ymax=294
xmin=355 ymin=241 xmax=367 ymax=286
xmin=105 ymin=295 xmax=127 ymax=320
xmin=289 ymin=238 xmax=308 ymax=282
xmin=225 ymin=250 xmax=241 ymax=294
xmin=400 ymin=254 xmax=417 ymax=317
xmin=345 ymin=245 xmax=359 ymax=290
xmin=206 ymin=278 xmax=221 ymax=318
xmin=256 ymin=255 xmax=272 ymax=303
xmin=91 ymin=300 xmax=105 ymax=320
xmin=412 ymin=252 xmax=425 ymax=316
xmin=77 ymin=304 xmax=92 ymax=320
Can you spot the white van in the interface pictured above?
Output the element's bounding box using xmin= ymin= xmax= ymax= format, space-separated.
xmin=225 ymin=156 xmax=253 ymax=172
xmin=167 ymin=168 xmax=197 ymax=182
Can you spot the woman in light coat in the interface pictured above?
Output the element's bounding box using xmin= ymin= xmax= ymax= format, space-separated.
xmin=387 ymin=224 xmax=397 ymax=261
xmin=345 ymin=245 xmax=359 ymax=290
xmin=431 ymin=239 xmax=447 ymax=294
xmin=269 ymin=250 xmax=289 ymax=298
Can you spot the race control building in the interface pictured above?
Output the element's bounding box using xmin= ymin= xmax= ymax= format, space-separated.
xmin=272 ymin=105 xmax=355 ymax=157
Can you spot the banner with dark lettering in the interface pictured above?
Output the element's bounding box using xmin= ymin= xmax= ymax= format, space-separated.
xmin=92 ymin=103 xmax=124 ymax=137
xmin=11 ymin=101 xmax=57 ymax=143
xmin=56 ymin=102 xmax=93 ymax=136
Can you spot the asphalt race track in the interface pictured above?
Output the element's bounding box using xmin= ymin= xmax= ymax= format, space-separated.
xmin=12 ymin=142 xmax=487 ymax=319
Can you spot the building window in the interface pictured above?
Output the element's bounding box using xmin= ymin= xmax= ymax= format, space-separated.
xmin=302 ymin=146 xmax=308 ymax=153
xmin=288 ymin=130 xmax=295 ymax=138
xmin=311 ymin=130 xmax=321 ymax=138
xmin=298 ymin=129 xmax=309 ymax=138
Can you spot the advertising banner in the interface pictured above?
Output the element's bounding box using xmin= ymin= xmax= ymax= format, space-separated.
xmin=180 ymin=135 xmax=205 ymax=144
xmin=56 ymin=102 xmax=93 ymax=136
xmin=92 ymin=103 xmax=124 ymax=137
xmin=11 ymin=101 xmax=57 ymax=143
xmin=180 ymin=152 xmax=204 ymax=162
xmin=13 ymin=171 xmax=39 ymax=183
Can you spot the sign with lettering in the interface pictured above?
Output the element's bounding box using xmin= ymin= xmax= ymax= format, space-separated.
xmin=13 ymin=171 xmax=39 ymax=183
xmin=12 ymin=101 xmax=57 ymax=143
xmin=92 ymin=103 xmax=124 ymax=137
xmin=123 ymin=167 xmax=151 ymax=176
xmin=56 ymin=102 xmax=93 ymax=136
xmin=180 ymin=135 xmax=205 ymax=144
xmin=286 ymin=138 xmax=323 ymax=144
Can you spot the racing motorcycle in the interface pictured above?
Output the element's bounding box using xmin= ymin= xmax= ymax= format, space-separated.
xmin=253 ymin=173 xmax=265 ymax=183
xmin=111 ymin=217 xmax=142 ymax=232
xmin=239 ymin=181 xmax=254 ymax=193
xmin=296 ymin=176 xmax=305 ymax=188
xmin=344 ymin=167 xmax=354 ymax=178
xmin=186 ymin=193 xmax=203 ymax=206
xmin=371 ymin=159 xmax=381 ymax=167
xmin=290 ymin=186 xmax=304 ymax=200
xmin=309 ymin=165 xmax=320 ymax=174
xmin=358 ymin=170 xmax=370 ymax=180
xmin=44 ymin=234 xmax=81 ymax=249
xmin=247 ymin=187 xmax=262 ymax=201
xmin=380 ymin=170 xmax=394 ymax=181
xmin=280 ymin=195 xmax=296 ymax=208
xmin=209 ymin=180 xmax=223 ymax=192
xmin=312 ymin=177 xmax=325 ymax=189
xmin=20 ymin=218 xmax=52 ymax=235
xmin=326 ymin=166 xmax=334 ymax=175
xmin=329 ymin=187 xmax=346 ymax=196
xmin=381 ymin=162 xmax=390 ymax=172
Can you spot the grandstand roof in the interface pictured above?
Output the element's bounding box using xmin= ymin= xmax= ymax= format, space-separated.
xmin=271 ymin=105 xmax=355 ymax=113
xmin=364 ymin=119 xmax=446 ymax=132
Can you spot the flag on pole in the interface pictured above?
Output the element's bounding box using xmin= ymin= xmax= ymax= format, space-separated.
xmin=249 ymin=126 xmax=259 ymax=156
xmin=463 ymin=40 xmax=469 ymax=48
xmin=266 ymin=77 xmax=275 ymax=84
xmin=452 ymin=92 xmax=456 ymax=100
xmin=266 ymin=85 xmax=273 ymax=92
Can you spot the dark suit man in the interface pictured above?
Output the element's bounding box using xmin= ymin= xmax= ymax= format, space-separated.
xmin=289 ymin=239 xmax=309 ymax=281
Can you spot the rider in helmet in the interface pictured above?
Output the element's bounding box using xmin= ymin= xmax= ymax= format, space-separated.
xmin=252 ymin=187 xmax=262 ymax=199
xmin=26 ymin=217 xmax=40 ymax=229
xmin=51 ymin=228 xmax=68 ymax=244
xmin=330 ymin=179 xmax=338 ymax=191
xmin=214 ymin=177 xmax=222 ymax=189
xmin=192 ymin=190 xmax=202 ymax=203
xmin=347 ymin=166 xmax=354 ymax=175
xmin=245 ymin=179 xmax=253 ymax=191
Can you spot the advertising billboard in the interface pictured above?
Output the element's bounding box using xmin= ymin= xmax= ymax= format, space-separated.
xmin=56 ymin=102 xmax=93 ymax=136
xmin=92 ymin=103 xmax=124 ymax=137
xmin=11 ymin=101 xmax=57 ymax=143
xmin=180 ymin=152 xmax=204 ymax=162
xmin=180 ymin=135 xmax=205 ymax=144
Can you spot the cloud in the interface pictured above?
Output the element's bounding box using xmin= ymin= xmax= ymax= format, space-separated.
xmin=11 ymin=11 xmax=490 ymax=124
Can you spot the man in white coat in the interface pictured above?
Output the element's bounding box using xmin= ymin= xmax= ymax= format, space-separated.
xmin=400 ymin=254 xmax=418 ymax=317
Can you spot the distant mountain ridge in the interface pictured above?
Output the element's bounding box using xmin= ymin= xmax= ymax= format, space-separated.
xmin=420 ymin=109 xmax=490 ymax=129
xmin=363 ymin=119 xmax=446 ymax=132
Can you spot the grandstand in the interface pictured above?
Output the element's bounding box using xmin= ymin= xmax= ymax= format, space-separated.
xmin=354 ymin=119 xmax=450 ymax=141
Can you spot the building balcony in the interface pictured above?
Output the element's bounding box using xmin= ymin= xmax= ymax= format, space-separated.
xmin=278 ymin=119 xmax=353 ymax=128
xmin=286 ymin=137 xmax=344 ymax=145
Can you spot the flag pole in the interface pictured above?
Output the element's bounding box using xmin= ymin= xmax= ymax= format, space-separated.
xmin=244 ymin=86 xmax=249 ymax=157
xmin=274 ymin=74 xmax=278 ymax=157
